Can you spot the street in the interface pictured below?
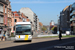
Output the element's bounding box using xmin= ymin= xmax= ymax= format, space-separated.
xmin=0 ymin=37 xmax=75 ymax=50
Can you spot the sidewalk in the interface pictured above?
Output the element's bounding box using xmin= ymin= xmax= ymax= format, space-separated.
xmin=38 ymin=34 xmax=66 ymax=37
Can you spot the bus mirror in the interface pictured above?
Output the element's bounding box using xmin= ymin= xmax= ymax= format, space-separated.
xmin=32 ymin=32 xmax=33 ymax=35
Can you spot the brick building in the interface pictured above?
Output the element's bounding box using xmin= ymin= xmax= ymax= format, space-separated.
xmin=11 ymin=11 xmax=30 ymax=33
xmin=0 ymin=0 xmax=10 ymax=37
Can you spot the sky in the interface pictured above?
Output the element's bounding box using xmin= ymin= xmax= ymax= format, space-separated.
xmin=10 ymin=0 xmax=75 ymax=25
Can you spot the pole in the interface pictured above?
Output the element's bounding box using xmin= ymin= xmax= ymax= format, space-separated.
xmin=57 ymin=15 xmax=61 ymax=41
xmin=57 ymin=15 xmax=59 ymax=33
xmin=14 ymin=13 xmax=15 ymax=35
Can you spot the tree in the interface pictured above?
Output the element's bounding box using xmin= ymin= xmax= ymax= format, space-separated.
xmin=51 ymin=27 xmax=55 ymax=31
xmin=42 ymin=27 xmax=47 ymax=31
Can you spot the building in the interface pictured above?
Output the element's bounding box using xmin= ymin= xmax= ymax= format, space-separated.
xmin=19 ymin=8 xmax=39 ymax=33
xmin=19 ymin=8 xmax=35 ymax=31
xmin=34 ymin=13 xmax=39 ymax=31
xmin=21 ymin=13 xmax=30 ymax=22
xmin=70 ymin=3 xmax=75 ymax=34
xmin=7 ymin=0 xmax=12 ymax=35
xmin=0 ymin=0 xmax=9 ymax=36
xmin=11 ymin=11 xmax=23 ymax=32
xmin=11 ymin=11 xmax=30 ymax=33
xmin=50 ymin=20 xmax=55 ymax=30
xmin=37 ymin=18 xmax=40 ymax=31
xmin=39 ymin=22 xmax=43 ymax=31
xmin=60 ymin=6 xmax=70 ymax=33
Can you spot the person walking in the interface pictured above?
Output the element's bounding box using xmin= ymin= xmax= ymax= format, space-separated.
xmin=2 ymin=32 xmax=6 ymax=41
xmin=59 ymin=30 xmax=62 ymax=41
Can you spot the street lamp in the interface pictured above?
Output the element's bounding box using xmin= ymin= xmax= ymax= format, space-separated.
xmin=57 ymin=15 xmax=59 ymax=34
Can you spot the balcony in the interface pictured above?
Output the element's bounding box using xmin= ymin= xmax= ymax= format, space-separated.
xmin=0 ymin=12 xmax=3 ymax=15
xmin=72 ymin=23 xmax=75 ymax=26
xmin=70 ymin=12 xmax=75 ymax=17
xmin=70 ymin=8 xmax=73 ymax=13
xmin=7 ymin=5 xmax=11 ymax=9
xmin=70 ymin=17 xmax=75 ymax=21
xmin=8 ymin=14 xmax=12 ymax=18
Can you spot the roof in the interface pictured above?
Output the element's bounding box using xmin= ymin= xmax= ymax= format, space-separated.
xmin=12 ymin=11 xmax=20 ymax=17
xmin=63 ymin=6 xmax=69 ymax=11
xmin=16 ymin=22 xmax=31 ymax=25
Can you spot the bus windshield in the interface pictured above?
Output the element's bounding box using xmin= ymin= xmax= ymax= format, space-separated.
xmin=16 ymin=24 xmax=31 ymax=35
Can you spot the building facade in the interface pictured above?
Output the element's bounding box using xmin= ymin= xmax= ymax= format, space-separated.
xmin=60 ymin=6 xmax=70 ymax=33
xmin=11 ymin=11 xmax=30 ymax=33
xmin=50 ymin=20 xmax=55 ymax=30
xmin=19 ymin=8 xmax=40 ymax=33
xmin=11 ymin=11 xmax=23 ymax=32
xmin=0 ymin=0 xmax=9 ymax=37
xmin=7 ymin=0 xmax=12 ymax=35
xmin=19 ymin=8 xmax=35 ymax=31
xmin=70 ymin=3 xmax=75 ymax=34
xmin=34 ymin=13 xmax=40 ymax=31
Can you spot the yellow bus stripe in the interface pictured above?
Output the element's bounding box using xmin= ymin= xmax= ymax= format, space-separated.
xmin=19 ymin=35 xmax=20 ymax=38
xmin=25 ymin=35 xmax=28 ymax=40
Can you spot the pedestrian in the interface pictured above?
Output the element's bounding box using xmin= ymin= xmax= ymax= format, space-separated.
xmin=59 ymin=30 xmax=62 ymax=41
xmin=8 ymin=33 xmax=10 ymax=38
xmin=3 ymin=32 xmax=6 ymax=41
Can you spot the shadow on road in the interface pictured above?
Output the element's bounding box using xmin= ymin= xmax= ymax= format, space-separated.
xmin=0 ymin=37 xmax=75 ymax=50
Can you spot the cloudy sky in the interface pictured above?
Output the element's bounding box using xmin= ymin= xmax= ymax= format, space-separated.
xmin=10 ymin=0 xmax=75 ymax=25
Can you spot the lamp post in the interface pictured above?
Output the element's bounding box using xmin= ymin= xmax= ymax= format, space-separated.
xmin=57 ymin=15 xmax=59 ymax=34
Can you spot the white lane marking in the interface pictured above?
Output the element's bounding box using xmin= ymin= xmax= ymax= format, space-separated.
xmin=39 ymin=40 xmax=75 ymax=50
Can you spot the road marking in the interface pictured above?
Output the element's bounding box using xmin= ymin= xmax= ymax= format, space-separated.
xmin=39 ymin=40 xmax=75 ymax=50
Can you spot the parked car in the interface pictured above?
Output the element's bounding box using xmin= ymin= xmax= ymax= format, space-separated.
xmin=66 ymin=31 xmax=71 ymax=35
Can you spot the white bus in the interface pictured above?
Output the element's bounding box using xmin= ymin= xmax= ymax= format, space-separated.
xmin=15 ymin=22 xmax=33 ymax=42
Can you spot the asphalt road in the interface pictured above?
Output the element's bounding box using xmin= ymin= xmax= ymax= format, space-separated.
xmin=0 ymin=37 xmax=75 ymax=50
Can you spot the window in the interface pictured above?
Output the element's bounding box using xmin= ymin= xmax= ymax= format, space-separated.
xmin=5 ymin=6 xmax=7 ymax=13
xmin=72 ymin=3 xmax=75 ymax=8
xmin=0 ymin=16 xmax=3 ymax=23
xmin=0 ymin=31 xmax=1 ymax=34
xmin=0 ymin=4 xmax=3 ymax=12
xmin=72 ymin=10 xmax=75 ymax=13
xmin=72 ymin=3 xmax=75 ymax=10
xmin=73 ymin=20 xmax=75 ymax=23
xmin=15 ymin=19 xmax=17 ymax=22
xmin=72 ymin=15 xmax=75 ymax=18
xmin=5 ymin=0 xmax=6 ymax=1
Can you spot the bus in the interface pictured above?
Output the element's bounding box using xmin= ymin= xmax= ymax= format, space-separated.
xmin=15 ymin=22 xmax=33 ymax=42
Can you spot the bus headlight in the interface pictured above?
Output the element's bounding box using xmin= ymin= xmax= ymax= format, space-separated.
xmin=15 ymin=36 xmax=18 ymax=38
xmin=29 ymin=35 xmax=32 ymax=38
